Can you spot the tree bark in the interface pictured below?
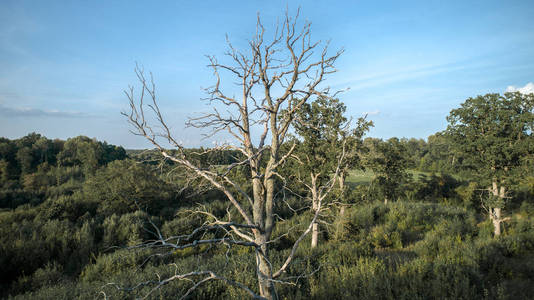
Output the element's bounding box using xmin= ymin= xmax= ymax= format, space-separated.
xmin=490 ymin=181 xmax=505 ymax=237
xmin=255 ymin=242 xmax=276 ymax=300
xmin=251 ymin=167 xmax=278 ymax=299
xmin=311 ymin=222 xmax=318 ymax=248
xmin=339 ymin=206 xmax=345 ymax=218
xmin=310 ymin=174 xmax=319 ymax=248
xmin=338 ymin=170 xmax=345 ymax=191
xmin=334 ymin=205 xmax=346 ymax=240
xmin=492 ymin=207 xmax=502 ymax=236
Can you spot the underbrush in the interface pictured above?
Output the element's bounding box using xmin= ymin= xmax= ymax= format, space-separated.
xmin=8 ymin=201 xmax=534 ymax=299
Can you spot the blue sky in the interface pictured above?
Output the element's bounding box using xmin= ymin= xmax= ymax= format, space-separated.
xmin=1 ymin=0 xmax=533 ymax=148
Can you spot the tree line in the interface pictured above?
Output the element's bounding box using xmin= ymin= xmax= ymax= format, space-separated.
xmin=1 ymin=92 xmax=533 ymax=298
xmin=0 ymin=109 xmax=532 ymax=299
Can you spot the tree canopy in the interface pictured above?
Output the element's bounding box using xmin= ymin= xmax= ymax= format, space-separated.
xmin=446 ymin=92 xmax=534 ymax=185
xmin=445 ymin=92 xmax=534 ymax=236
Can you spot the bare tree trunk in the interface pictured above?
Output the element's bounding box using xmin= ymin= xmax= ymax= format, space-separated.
xmin=490 ymin=181 xmax=506 ymax=237
xmin=122 ymin=9 xmax=343 ymax=298
xmin=492 ymin=207 xmax=502 ymax=236
xmin=310 ymin=175 xmax=319 ymax=248
xmin=311 ymin=193 xmax=319 ymax=248
xmin=311 ymin=222 xmax=319 ymax=248
xmin=338 ymin=170 xmax=345 ymax=191
xmin=310 ymin=199 xmax=319 ymax=248
xmin=384 ymin=197 xmax=388 ymax=205
xmin=251 ymin=168 xmax=278 ymax=299
xmin=255 ymin=241 xmax=276 ymax=300
xmin=490 ymin=181 xmax=500 ymax=236
xmin=334 ymin=205 xmax=346 ymax=240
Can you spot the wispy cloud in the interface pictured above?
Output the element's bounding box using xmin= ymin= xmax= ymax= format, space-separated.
xmin=331 ymin=52 xmax=515 ymax=93
xmin=506 ymin=82 xmax=534 ymax=94
xmin=362 ymin=110 xmax=380 ymax=116
xmin=332 ymin=61 xmax=475 ymax=91
xmin=0 ymin=104 xmax=88 ymax=118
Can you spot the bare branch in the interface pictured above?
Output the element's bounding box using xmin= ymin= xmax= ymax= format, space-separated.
xmin=102 ymin=269 xmax=266 ymax=300
xmin=123 ymin=8 xmax=344 ymax=299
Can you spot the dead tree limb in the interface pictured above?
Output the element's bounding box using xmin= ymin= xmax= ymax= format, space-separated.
xmin=122 ymin=8 xmax=343 ymax=300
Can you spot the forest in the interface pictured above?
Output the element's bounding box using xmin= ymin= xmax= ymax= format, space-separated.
xmin=1 ymin=10 xmax=534 ymax=300
xmin=1 ymin=91 xmax=533 ymax=299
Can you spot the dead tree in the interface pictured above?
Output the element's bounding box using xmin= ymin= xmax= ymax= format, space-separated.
xmin=123 ymin=9 xmax=342 ymax=299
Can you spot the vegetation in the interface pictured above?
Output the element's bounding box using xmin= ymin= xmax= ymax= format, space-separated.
xmin=363 ymin=137 xmax=410 ymax=205
xmin=0 ymin=89 xmax=533 ymax=299
xmin=287 ymin=96 xmax=372 ymax=248
xmin=445 ymin=92 xmax=534 ymax=236
xmin=1 ymin=9 xmax=533 ymax=300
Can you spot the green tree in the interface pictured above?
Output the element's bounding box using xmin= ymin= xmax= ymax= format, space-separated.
xmin=419 ymin=133 xmax=455 ymax=173
xmin=84 ymin=159 xmax=175 ymax=215
xmin=16 ymin=146 xmax=34 ymax=175
xmin=290 ymin=96 xmax=371 ymax=248
xmin=400 ymin=137 xmax=427 ymax=169
xmin=445 ymin=92 xmax=534 ymax=236
xmin=13 ymin=133 xmax=43 ymax=174
xmin=0 ymin=138 xmax=17 ymax=180
xmin=0 ymin=160 xmax=9 ymax=183
xmin=364 ymin=137 xmax=410 ymax=204
xmin=58 ymin=136 xmax=126 ymax=175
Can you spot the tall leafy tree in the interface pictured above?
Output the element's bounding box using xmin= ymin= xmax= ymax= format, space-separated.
xmin=364 ymin=137 xmax=410 ymax=204
xmin=419 ymin=133 xmax=455 ymax=173
xmin=445 ymin=92 xmax=534 ymax=236
xmin=400 ymin=138 xmax=427 ymax=169
xmin=290 ymin=97 xmax=371 ymax=248
xmin=0 ymin=138 xmax=18 ymax=180
xmin=84 ymin=159 xmax=176 ymax=215
xmin=58 ymin=136 xmax=126 ymax=175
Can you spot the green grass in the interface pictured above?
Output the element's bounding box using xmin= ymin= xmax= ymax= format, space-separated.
xmin=346 ymin=169 xmax=375 ymax=186
xmin=346 ymin=169 xmax=433 ymax=187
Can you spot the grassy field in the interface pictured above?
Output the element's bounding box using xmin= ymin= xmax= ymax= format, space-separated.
xmin=346 ymin=169 xmax=375 ymax=186
xmin=345 ymin=169 xmax=431 ymax=187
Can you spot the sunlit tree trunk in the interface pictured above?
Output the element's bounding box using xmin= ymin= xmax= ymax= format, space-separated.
xmin=310 ymin=174 xmax=319 ymax=249
xmin=490 ymin=181 xmax=506 ymax=237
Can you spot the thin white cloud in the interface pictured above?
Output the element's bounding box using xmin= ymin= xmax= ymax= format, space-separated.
xmin=331 ymin=58 xmax=491 ymax=91
xmin=0 ymin=104 xmax=88 ymax=118
xmin=362 ymin=110 xmax=380 ymax=116
xmin=506 ymin=82 xmax=534 ymax=94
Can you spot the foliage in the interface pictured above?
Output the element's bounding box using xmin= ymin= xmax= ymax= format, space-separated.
xmin=445 ymin=92 xmax=534 ymax=186
xmin=289 ymin=97 xmax=372 ymax=186
xmin=2 ymin=95 xmax=534 ymax=300
xmin=363 ymin=137 xmax=410 ymax=203
xmin=84 ymin=159 xmax=177 ymax=216
xmin=445 ymin=92 xmax=534 ymax=235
